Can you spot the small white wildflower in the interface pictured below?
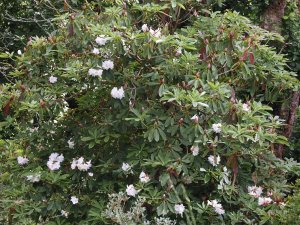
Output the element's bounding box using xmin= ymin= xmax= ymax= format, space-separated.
xmin=92 ymin=48 xmax=100 ymax=55
xmin=111 ymin=87 xmax=125 ymax=100
xmin=49 ymin=76 xmax=57 ymax=84
xmin=200 ymin=168 xmax=206 ymax=172
xmin=212 ymin=123 xmax=222 ymax=133
xmin=208 ymin=155 xmax=220 ymax=166
xmin=248 ymin=186 xmax=263 ymax=198
xmin=176 ymin=47 xmax=182 ymax=56
xmin=88 ymin=172 xmax=94 ymax=177
xmin=17 ymin=50 xmax=22 ymax=55
xmin=141 ymin=24 xmax=149 ymax=32
xmin=126 ymin=184 xmax=138 ymax=197
xmin=26 ymin=174 xmax=41 ymax=183
xmin=139 ymin=171 xmax=150 ymax=183
xmin=70 ymin=196 xmax=79 ymax=204
xmin=191 ymin=146 xmax=199 ymax=156
xmin=121 ymin=162 xmax=131 ymax=172
xmin=95 ymin=35 xmax=109 ymax=46
xmin=174 ymin=204 xmax=185 ymax=216
xmin=102 ymin=60 xmax=114 ymax=70
xmin=242 ymin=103 xmax=250 ymax=112
xmin=61 ymin=210 xmax=69 ymax=218
xmin=258 ymin=197 xmax=272 ymax=206
xmin=17 ymin=156 xmax=29 ymax=165
xmin=67 ymin=139 xmax=75 ymax=149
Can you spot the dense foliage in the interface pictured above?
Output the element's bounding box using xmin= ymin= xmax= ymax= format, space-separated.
xmin=1 ymin=1 xmax=300 ymax=224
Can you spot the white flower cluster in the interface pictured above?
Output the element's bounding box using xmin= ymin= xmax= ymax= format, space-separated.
xmin=95 ymin=35 xmax=110 ymax=46
xmin=47 ymin=153 xmax=64 ymax=171
xmin=17 ymin=156 xmax=29 ymax=165
xmin=122 ymin=162 xmax=131 ymax=172
xmin=71 ymin=196 xmax=79 ymax=204
xmin=26 ymin=174 xmax=41 ymax=183
xmin=61 ymin=210 xmax=69 ymax=218
xmin=111 ymin=87 xmax=125 ymax=99
xmin=102 ymin=60 xmax=114 ymax=70
xmin=208 ymin=155 xmax=220 ymax=166
xmin=126 ymin=184 xmax=138 ymax=197
xmin=248 ymin=186 xmax=263 ymax=198
xmin=49 ymin=75 xmax=58 ymax=84
xmin=258 ymin=197 xmax=272 ymax=206
xmin=92 ymin=48 xmax=100 ymax=55
xmin=88 ymin=68 xmax=103 ymax=77
xmin=191 ymin=114 xmax=199 ymax=123
xmin=190 ymin=146 xmax=199 ymax=156
xmin=139 ymin=171 xmax=150 ymax=183
xmin=212 ymin=123 xmax=222 ymax=133
xmin=141 ymin=24 xmax=162 ymax=38
xmin=174 ymin=204 xmax=185 ymax=216
xmin=71 ymin=157 xmax=92 ymax=171
xmin=67 ymin=139 xmax=75 ymax=149
xmin=207 ymin=199 xmax=225 ymax=215
xmin=242 ymin=103 xmax=250 ymax=112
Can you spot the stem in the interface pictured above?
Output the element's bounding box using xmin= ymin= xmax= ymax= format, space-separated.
xmin=181 ymin=184 xmax=197 ymax=225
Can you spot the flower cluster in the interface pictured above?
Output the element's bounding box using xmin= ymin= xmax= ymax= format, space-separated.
xmin=88 ymin=68 xmax=103 ymax=77
xmin=174 ymin=204 xmax=185 ymax=216
xmin=95 ymin=35 xmax=110 ymax=46
xmin=190 ymin=146 xmax=199 ymax=156
xmin=17 ymin=156 xmax=29 ymax=165
xmin=26 ymin=174 xmax=41 ymax=183
xmin=207 ymin=199 xmax=225 ymax=215
xmin=212 ymin=123 xmax=222 ymax=133
xmin=139 ymin=171 xmax=150 ymax=183
xmin=248 ymin=186 xmax=263 ymax=198
xmin=111 ymin=87 xmax=125 ymax=99
xmin=208 ymin=155 xmax=220 ymax=166
xmin=47 ymin=153 xmax=64 ymax=171
xmin=71 ymin=157 xmax=92 ymax=171
xmin=126 ymin=184 xmax=138 ymax=197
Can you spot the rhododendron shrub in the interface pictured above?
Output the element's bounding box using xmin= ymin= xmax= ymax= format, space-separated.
xmin=1 ymin=1 xmax=300 ymax=224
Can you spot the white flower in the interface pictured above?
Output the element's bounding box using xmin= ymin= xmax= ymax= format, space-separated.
xmin=176 ymin=47 xmax=182 ymax=56
xmin=191 ymin=114 xmax=199 ymax=123
xmin=49 ymin=76 xmax=57 ymax=84
xmin=102 ymin=60 xmax=114 ymax=70
xmin=212 ymin=123 xmax=222 ymax=133
xmin=208 ymin=155 xmax=220 ymax=167
xmin=61 ymin=210 xmax=69 ymax=218
xmin=17 ymin=50 xmax=22 ymax=55
xmin=26 ymin=174 xmax=41 ymax=183
xmin=121 ymin=162 xmax=131 ymax=172
xmin=207 ymin=199 xmax=225 ymax=215
xmin=17 ymin=156 xmax=29 ymax=165
xmin=141 ymin=24 xmax=149 ymax=32
xmin=111 ymin=87 xmax=125 ymax=100
xmin=70 ymin=196 xmax=79 ymax=204
xmin=71 ymin=157 xmax=92 ymax=171
xmin=139 ymin=171 xmax=150 ymax=183
xmin=92 ymin=48 xmax=100 ymax=55
xmin=88 ymin=172 xmax=94 ymax=177
xmin=258 ymin=197 xmax=272 ymax=206
xmin=150 ymin=28 xmax=161 ymax=38
xmin=47 ymin=153 xmax=64 ymax=171
xmin=191 ymin=146 xmax=199 ymax=156
xmin=200 ymin=168 xmax=206 ymax=172
xmin=248 ymin=186 xmax=263 ymax=198
xmin=88 ymin=68 xmax=103 ymax=77
xmin=126 ymin=184 xmax=138 ymax=197
xmin=95 ymin=35 xmax=109 ymax=46
xmin=174 ymin=204 xmax=185 ymax=216
xmin=242 ymin=103 xmax=250 ymax=112
xmin=67 ymin=139 xmax=75 ymax=149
